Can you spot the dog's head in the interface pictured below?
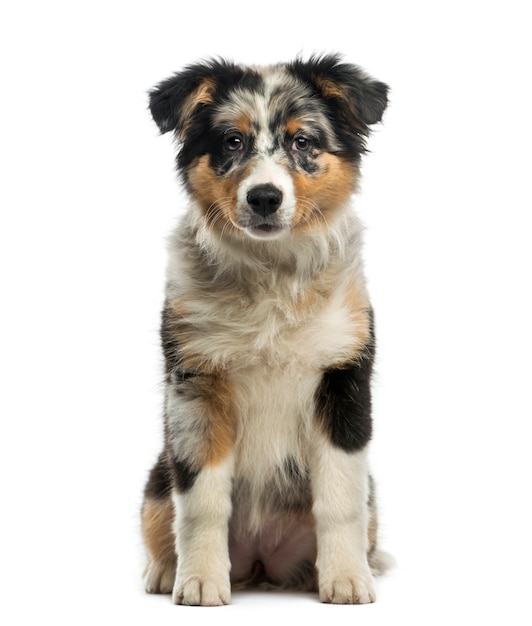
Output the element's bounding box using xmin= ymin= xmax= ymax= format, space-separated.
xmin=150 ymin=55 xmax=388 ymax=241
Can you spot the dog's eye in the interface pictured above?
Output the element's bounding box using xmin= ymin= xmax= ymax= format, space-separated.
xmin=292 ymin=136 xmax=312 ymax=152
xmin=224 ymin=133 xmax=245 ymax=152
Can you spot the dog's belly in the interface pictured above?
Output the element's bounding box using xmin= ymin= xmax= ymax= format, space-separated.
xmin=229 ymin=509 xmax=316 ymax=585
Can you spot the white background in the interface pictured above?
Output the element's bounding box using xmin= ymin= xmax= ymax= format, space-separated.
xmin=1 ymin=1 xmax=531 ymax=624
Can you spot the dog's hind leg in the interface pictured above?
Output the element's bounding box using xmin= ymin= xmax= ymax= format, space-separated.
xmin=367 ymin=474 xmax=394 ymax=575
xmin=141 ymin=453 xmax=177 ymax=594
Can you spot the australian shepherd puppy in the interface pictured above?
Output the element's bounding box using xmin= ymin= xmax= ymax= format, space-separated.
xmin=141 ymin=54 xmax=390 ymax=606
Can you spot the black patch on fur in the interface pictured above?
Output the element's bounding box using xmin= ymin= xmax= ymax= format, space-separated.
xmin=315 ymin=312 xmax=375 ymax=451
xmin=170 ymin=458 xmax=199 ymax=492
xmin=144 ymin=452 xmax=172 ymax=500
xmin=277 ymin=458 xmax=313 ymax=512
xmin=145 ymin=449 xmax=198 ymax=495
xmin=163 ymin=421 xmax=200 ymax=493
xmin=160 ymin=303 xmax=181 ymax=379
xmin=161 ymin=411 xmax=201 ymax=492
xmin=160 ymin=302 xmax=199 ymax=384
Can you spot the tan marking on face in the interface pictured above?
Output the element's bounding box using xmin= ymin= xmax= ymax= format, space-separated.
xmin=292 ymin=154 xmax=357 ymax=232
xmin=179 ymin=77 xmax=216 ymax=137
xmin=286 ymin=118 xmax=302 ymax=136
xmin=233 ymin=113 xmax=253 ymax=134
xmin=187 ymin=155 xmax=253 ymax=236
xmin=141 ymin=497 xmax=176 ymax=565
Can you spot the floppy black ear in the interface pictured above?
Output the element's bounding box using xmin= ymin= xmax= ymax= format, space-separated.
xmin=149 ymin=62 xmax=219 ymax=135
xmin=150 ymin=58 xmax=255 ymax=137
xmin=288 ymin=54 xmax=389 ymax=127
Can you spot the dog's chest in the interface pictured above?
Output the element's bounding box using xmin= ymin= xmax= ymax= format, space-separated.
xmin=200 ymin=283 xmax=363 ymax=477
xmin=188 ymin=280 xmax=362 ymax=372
xmin=170 ymin=255 xmax=368 ymax=473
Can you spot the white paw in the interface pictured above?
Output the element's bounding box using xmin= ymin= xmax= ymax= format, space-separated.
xmin=172 ymin=575 xmax=231 ymax=606
xmin=319 ymin=571 xmax=376 ymax=604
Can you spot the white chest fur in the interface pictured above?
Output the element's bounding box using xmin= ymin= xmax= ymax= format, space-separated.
xmin=165 ymin=215 xmax=370 ymax=486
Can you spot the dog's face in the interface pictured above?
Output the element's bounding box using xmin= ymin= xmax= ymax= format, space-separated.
xmin=150 ymin=55 xmax=388 ymax=241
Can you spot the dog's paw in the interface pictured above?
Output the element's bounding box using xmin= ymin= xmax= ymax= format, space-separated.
xmin=319 ymin=571 xmax=376 ymax=604
xmin=172 ymin=575 xmax=231 ymax=606
xmin=143 ymin=559 xmax=176 ymax=594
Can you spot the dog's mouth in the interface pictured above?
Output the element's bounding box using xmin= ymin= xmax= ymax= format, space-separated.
xmin=235 ymin=215 xmax=289 ymax=240
xmin=245 ymin=222 xmax=287 ymax=240
xmin=254 ymin=223 xmax=281 ymax=234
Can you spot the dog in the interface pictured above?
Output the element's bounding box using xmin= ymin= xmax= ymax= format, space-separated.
xmin=141 ymin=54 xmax=390 ymax=606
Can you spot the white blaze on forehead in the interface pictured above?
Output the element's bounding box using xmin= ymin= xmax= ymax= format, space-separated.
xmin=254 ymin=71 xmax=279 ymax=153
xmin=255 ymin=101 xmax=274 ymax=154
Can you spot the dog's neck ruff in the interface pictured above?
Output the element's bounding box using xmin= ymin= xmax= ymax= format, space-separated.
xmin=177 ymin=200 xmax=364 ymax=291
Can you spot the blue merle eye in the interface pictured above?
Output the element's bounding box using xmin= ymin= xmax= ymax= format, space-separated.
xmin=224 ymin=133 xmax=245 ymax=152
xmin=292 ymin=136 xmax=312 ymax=152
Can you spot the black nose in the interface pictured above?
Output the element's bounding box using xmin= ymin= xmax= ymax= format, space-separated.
xmin=247 ymin=184 xmax=283 ymax=217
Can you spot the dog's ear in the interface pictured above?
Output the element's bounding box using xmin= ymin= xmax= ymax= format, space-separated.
xmin=288 ymin=54 xmax=389 ymax=128
xmin=149 ymin=62 xmax=219 ymax=137
xmin=149 ymin=59 xmax=252 ymax=138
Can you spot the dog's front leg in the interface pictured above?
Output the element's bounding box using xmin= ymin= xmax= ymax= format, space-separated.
xmin=172 ymin=455 xmax=234 ymax=606
xmin=312 ymin=352 xmax=376 ymax=604
xmin=311 ymin=442 xmax=375 ymax=603
xmin=164 ymin=372 xmax=236 ymax=606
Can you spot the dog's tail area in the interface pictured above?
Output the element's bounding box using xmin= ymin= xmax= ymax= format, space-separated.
xmin=369 ymin=549 xmax=396 ymax=576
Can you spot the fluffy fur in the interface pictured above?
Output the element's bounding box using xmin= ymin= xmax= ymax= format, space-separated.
xmin=141 ymin=54 xmax=390 ymax=606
